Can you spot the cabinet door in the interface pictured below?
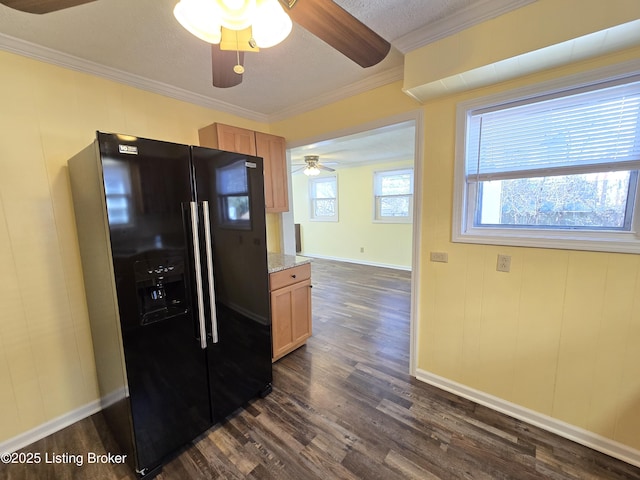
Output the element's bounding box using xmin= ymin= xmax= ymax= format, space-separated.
xmin=222 ymin=124 xmax=257 ymax=155
xmin=291 ymin=279 xmax=312 ymax=343
xmin=198 ymin=123 xmax=289 ymax=213
xmin=199 ymin=123 xmax=257 ymax=156
xmin=256 ymin=132 xmax=289 ymax=213
xmin=271 ymin=279 xmax=311 ymax=361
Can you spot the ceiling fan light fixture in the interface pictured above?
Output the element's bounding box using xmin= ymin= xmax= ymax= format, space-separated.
xmin=174 ymin=0 xmax=222 ymax=44
xmin=303 ymin=166 xmax=321 ymax=176
xmin=218 ymin=0 xmax=256 ymax=30
xmin=251 ymin=0 xmax=292 ymax=48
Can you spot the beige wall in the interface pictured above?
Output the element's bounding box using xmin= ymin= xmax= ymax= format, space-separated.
xmin=292 ymin=160 xmax=414 ymax=269
xmin=0 ymin=50 xmax=269 ymax=443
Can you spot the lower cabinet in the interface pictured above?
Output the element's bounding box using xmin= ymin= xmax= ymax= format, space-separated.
xmin=270 ymin=263 xmax=312 ymax=361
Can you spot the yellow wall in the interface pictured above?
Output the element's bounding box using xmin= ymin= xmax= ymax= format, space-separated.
xmin=271 ymin=81 xmax=419 ymax=142
xmin=292 ymin=161 xmax=413 ymax=269
xmin=0 ymin=49 xmax=269 ymax=443
xmin=418 ymin=47 xmax=640 ymax=449
xmin=404 ymin=0 xmax=640 ymax=94
xmin=276 ymin=48 xmax=640 ymax=453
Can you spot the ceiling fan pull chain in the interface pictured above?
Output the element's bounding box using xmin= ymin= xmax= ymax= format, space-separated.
xmin=233 ymin=31 xmax=245 ymax=74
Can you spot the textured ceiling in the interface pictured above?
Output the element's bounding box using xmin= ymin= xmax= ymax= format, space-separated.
xmin=290 ymin=120 xmax=416 ymax=171
xmin=0 ymin=0 xmax=532 ymax=167
xmin=0 ymin=0 xmax=533 ymax=120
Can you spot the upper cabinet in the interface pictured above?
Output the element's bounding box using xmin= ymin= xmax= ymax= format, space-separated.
xmin=198 ymin=123 xmax=289 ymax=213
xmin=255 ymin=132 xmax=288 ymax=214
xmin=200 ymin=123 xmax=256 ymax=156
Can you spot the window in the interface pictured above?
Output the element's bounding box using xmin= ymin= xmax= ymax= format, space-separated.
xmin=374 ymin=169 xmax=414 ymax=222
xmin=309 ymin=176 xmax=338 ymax=221
xmin=454 ymin=72 xmax=640 ymax=253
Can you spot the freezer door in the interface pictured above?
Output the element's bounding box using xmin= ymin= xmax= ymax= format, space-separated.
xmin=97 ymin=133 xmax=212 ymax=471
xmin=191 ymin=146 xmax=273 ymax=421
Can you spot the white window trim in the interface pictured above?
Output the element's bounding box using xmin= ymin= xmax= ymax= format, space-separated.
xmin=373 ymin=168 xmax=414 ymax=224
xmin=309 ymin=175 xmax=338 ymax=222
xmin=452 ymin=61 xmax=640 ymax=254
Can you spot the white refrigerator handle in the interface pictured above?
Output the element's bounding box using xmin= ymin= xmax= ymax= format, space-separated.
xmin=202 ymin=201 xmax=219 ymax=344
xmin=190 ymin=202 xmax=207 ymax=349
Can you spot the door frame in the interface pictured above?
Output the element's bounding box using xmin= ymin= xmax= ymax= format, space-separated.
xmin=282 ymin=109 xmax=424 ymax=376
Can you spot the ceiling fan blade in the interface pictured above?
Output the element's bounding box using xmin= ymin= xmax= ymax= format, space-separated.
xmin=211 ymin=45 xmax=244 ymax=88
xmin=282 ymin=0 xmax=390 ymax=68
xmin=318 ymin=164 xmax=335 ymax=172
xmin=0 ymin=0 xmax=96 ymax=14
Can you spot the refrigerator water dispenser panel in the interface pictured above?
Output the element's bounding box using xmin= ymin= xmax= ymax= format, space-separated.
xmin=134 ymin=255 xmax=188 ymax=325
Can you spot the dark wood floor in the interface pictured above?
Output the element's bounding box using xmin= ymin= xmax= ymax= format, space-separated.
xmin=3 ymin=258 xmax=640 ymax=479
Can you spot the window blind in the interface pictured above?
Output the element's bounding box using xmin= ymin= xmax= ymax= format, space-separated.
xmin=466 ymin=79 xmax=640 ymax=180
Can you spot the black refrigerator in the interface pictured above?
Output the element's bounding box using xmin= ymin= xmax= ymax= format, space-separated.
xmin=69 ymin=132 xmax=272 ymax=477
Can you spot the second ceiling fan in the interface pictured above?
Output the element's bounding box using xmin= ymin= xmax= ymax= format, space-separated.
xmin=0 ymin=0 xmax=391 ymax=89
xmin=292 ymin=155 xmax=336 ymax=176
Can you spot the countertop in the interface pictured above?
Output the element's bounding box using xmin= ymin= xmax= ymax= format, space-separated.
xmin=267 ymin=253 xmax=311 ymax=274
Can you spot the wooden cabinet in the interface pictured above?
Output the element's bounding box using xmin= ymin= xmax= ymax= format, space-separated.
xmin=255 ymin=132 xmax=288 ymax=213
xmin=198 ymin=123 xmax=289 ymax=212
xmin=270 ymin=263 xmax=312 ymax=361
xmin=199 ymin=122 xmax=256 ymax=156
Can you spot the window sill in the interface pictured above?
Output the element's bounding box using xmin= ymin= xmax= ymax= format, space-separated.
xmin=310 ymin=217 xmax=338 ymax=223
xmin=373 ymin=218 xmax=412 ymax=224
xmin=452 ymin=227 xmax=640 ymax=254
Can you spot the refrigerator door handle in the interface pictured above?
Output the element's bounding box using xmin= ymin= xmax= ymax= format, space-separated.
xmin=202 ymin=201 xmax=219 ymax=344
xmin=190 ymin=201 xmax=207 ymax=350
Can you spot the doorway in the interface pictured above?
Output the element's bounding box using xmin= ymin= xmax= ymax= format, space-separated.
xmin=282 ymin=111 xmax=423 ymax=375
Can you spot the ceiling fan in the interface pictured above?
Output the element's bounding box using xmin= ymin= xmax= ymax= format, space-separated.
xmin=0 ymin=0 xmax=391 ymax=89
xmin=292 ymin=155 xmax=336 ymax=176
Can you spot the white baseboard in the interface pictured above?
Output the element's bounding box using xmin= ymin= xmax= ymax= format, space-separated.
xmin=415 ymin=368 xmax=640 ymax=468
xmin=100 ymin=387 xmax=128 ymax=410
xmin=301 ymin=253 xmax=412 ymax=271
xmin=0 ymin=399 xmax=102 ymax=454
xmin=5 ymin=369 xmax=637 ymax=470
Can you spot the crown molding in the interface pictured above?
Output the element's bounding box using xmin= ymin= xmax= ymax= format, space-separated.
xmin=393 ymin=0 xmax=536 ymax=54
xmin=0 ymin=32 xmax=270 ymax=123
xmin=0 ymin=31 xmax=404 ymax=123
xmin=267 ymin=65 xmax=404 ymax=122
xmin=0 ymin=1 xmax=537 ymax=124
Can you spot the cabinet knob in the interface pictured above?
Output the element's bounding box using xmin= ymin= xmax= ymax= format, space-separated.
xmin=291 ymin=274 xmax=296 ymax=278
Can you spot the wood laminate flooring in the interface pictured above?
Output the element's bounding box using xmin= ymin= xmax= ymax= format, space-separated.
xmin=3 ymin=258 xmax=640 ymax=479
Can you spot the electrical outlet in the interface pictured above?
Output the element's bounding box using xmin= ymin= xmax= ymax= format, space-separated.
xmin=497 ymin=254 xmax=511 ymax=272
xmin=430 ymin=252 xmax=448 ymax=263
